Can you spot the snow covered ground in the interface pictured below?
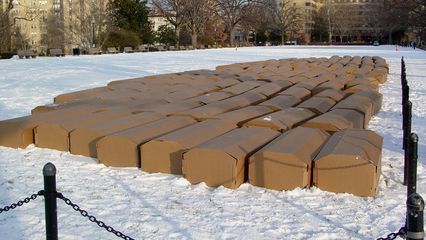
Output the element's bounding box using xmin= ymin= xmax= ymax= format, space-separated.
xmin=0 ymin=45 xmax=425 ymax=239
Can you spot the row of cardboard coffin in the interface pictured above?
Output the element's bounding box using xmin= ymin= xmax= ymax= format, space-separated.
xmin=51 ymin=64 xmax=387 ymax=105
xmin=0 ymin=111 xmax=382 ymax=197
xmin=0 ymin=89 xmax=382 ymax=150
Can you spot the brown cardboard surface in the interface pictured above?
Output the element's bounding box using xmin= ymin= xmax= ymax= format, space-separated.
xmin=311 ymin=81 xmax=345 ymax=95
xmin=208 ymin=106 xmax=273 ymax=126
xmin=224 ymin=92 xmax=267 ymax=107
xmin=145 ymin=101 xmax=203 ymax=115
xmin=70 ymin=112 xmax=165 ymax=157
xmin=182 ymin=127 xmax=280 ymax=189
xmin=353 ymin=91 xmax=383 ymax=114
xmin=313 ymin=129 xmax=383 ymax=197
xmin=140 ymin=119 xmax=236 ymax=174
xmin=249 ymin=127 xmax=330 ymax=191
xmin=345 ymin=84 xmax=379 ymax=94
xmin=279 ymin=86 xmax=311 ymax=100
xmin=171 ymin=100 xmax=242 ymax=121
xmin=220 ymin=81 xmax=261 ymax=95
xmin=97 ymin=116 xmax=196 ymax=168
xmin=188 ymin=91 xmax=233 ymax=104
xmin=259 ymin=95 xmax=302 ymax=111
xmin=54 ymin=86 xmax=111 ymax=103
xmin=247 ymin=82 xmax=284 ymax=97
xmin=243 ymin=108 xmax=316 ymax=132
xmin=301 ymin=109 xmax=365 ymax=132
xmin=35 ymin=109 xmax=134 ymax=151
xmin=297 ymin=97 xmax=336 ymax=114
xmin=331 ymin=94 xmax=374 ymax=127
xmin=314 ymin=89 xmax=346 ymax=102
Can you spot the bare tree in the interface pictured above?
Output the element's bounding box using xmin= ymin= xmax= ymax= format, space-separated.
xmin=266 ymin=0 xmax=303 ymax=45
xmin=332 ymin=4 xmax=356 ymax=42
xmin=184 ymin=0 xmax=212 ymax=48
xmin=379 ymin=0 xmax=414 ymax=44
xmin=213 ymin=0 xmax=255 ymax=46
xmin=152 ymin=0 xmax=189 ymax=46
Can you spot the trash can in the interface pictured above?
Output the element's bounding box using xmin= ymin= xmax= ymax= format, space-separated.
xmin=72 ymin=48 xmax=80 ymax=56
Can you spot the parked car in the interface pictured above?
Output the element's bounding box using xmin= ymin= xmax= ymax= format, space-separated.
xmin=373 ymin=40 xmax=380 ymax=46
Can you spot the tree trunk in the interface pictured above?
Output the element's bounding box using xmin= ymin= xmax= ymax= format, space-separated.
xmin=176 ymin=26 xmax=181 ymax=47
xmin=229 ymin=27 xmax=235 ymax=46
xmin=191 ymin=31 xmax=197 ymax=48
xmin=388 ymin=30 xmax=393 ymax=44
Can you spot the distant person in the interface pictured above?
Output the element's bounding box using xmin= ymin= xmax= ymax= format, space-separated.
xmin=413 ymin=42 xmax=417 ymax=49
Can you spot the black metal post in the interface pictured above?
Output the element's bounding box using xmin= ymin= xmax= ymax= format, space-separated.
xmin=403 ymin=101 xmax=412 ymax=186
xmin=406 ymin=193 xmax=424 ymax=240
xmin=407 ymin=133 xmax=418 ymax=197
xmin=402 ymin=85 xmax=410 ymax=134
xmin=43 ymin=163 xmax=58 ymax=240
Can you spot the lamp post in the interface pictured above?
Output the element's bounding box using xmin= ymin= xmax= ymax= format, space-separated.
xmin=91 ymin=16 xmax=95 ymax=47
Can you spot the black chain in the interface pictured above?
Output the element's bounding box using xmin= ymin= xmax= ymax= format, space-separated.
xmin=57 ymin=192 xmax=135 ymax=240
xmin=0 ymin=190 xmax=44 ymax=214
xmin=377 ymin=226 xmax=407 ymax=240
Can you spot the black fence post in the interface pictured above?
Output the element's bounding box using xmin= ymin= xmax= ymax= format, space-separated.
xmin=43 ymin=163 xmax=58 ymax=240
xmin=403 ymin=101 xmax=412 ymax=186
xmin=406 ymin=193 xmax=424 ymax=240
xmin=407 ymin=133 xmax=418 ymax=197
xmin=402 ymin=85 xmax=410 ymax=133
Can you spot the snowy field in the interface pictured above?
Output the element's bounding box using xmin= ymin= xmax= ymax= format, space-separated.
xmin=0 ymin=45 xmax=425 ymax=239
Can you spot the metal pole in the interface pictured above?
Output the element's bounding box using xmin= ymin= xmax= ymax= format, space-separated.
xmin=407 ymin=133 xmax=418 ymax=197
xmin=402 ymin=85 xmax=410 ymax=134
xmin=403 ymin=101 xmax=412 ymax=186
xmin=43 ymin=163 xmax=58 ymax=240
xmin=406 ymin=193 xmax=424 ymax=240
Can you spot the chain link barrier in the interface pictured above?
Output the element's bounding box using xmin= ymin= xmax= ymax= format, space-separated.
xmin=56 ymin=192 xmax=135 ymax=240
xmin=376 ymin=227 xmax=407 ymax=240
xmin=0 ymin=190 xmax=44 ymax=214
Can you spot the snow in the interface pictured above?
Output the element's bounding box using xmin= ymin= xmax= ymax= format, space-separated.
xmin=0 ymin=45 xmax=425 ymax=239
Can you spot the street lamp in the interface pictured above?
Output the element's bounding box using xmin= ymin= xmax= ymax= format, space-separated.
xmin=91 ymin=16 xmax=95 ymax=47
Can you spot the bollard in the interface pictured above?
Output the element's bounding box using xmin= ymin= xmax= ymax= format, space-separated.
xmin=407 ymin=133 xmax=418 ymax=197
xmin=402 ymin=86 xmax=410 ymax=134
xmin=43 ymin=163 xmax=58 ymax=240
xmin=403 ymin=101 xmax=412 ymax=186
xmin=406 ymin=193 xmax=424 ymax=240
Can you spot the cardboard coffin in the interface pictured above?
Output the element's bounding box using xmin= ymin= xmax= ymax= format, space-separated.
xmin=259 ymin=95 xmax=302 ymax=111
xmin=144 ymin=101 xmax=203 ymax=115
xmin=249 ymin=127 xmax=330 ymax=191
xmin=311 ymin=80 xmax=345 ymax=95
xmin=301 ymin=109 xmax=365 ymax=132
xmin=69 ymin=112 xmax=165 ymax=157
xmin=220 ymin=81 xmax=261 ymax=95
xmin=212 ymin=78 xmax=241 ymax=88
xmin=297 ymin=97 xmax=336 ymax=114
xmin=314 ymin=89 xmax=346 ymax=102
xmin=208 ymin=106 xmax=273 ymax=126
xmin=353 ymin=91 xmax=383 ymax=114
xmin=188 ymin=91 xmax=233 ymax=104
xmin=226 ymin=92 xmax=267 ymax=107
xmin=0 ymin=105 xmax=109 ymax=148
xmin=279 ymin=86 xmax=311 ymax=100
xmin=53 ymin=86 xmax=111 ymax=103
xmin=243 ymin=108 xmax=316 ymax=132
xmin=35 ymin=109 xmax=134 ymax=151
xmin=331 ymin=94 xmax=374 ymax=127
xmin=247 ymin=82 xmax=285 ymax=97
xmin=345 ymin=84 xmax=379 ymax=94
xmin=140 ymin=119 xmax=236 ymax=174
xmin=171 ymin=100 xmax=242 ymax=121
xmin=96 ymin=116 xmax=196 ymax=168
xmin=313 ymin=129 xmax=383 ymax=197
xmin=182 ymin=127 xmax=280 ymax=189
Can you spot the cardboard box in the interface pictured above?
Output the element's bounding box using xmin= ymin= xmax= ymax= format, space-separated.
xmin=314 ymin=89 xmax=346 ymax=102
xmin=188 ymin=91 xmax=233 ymax=104
xmin=182 ymin=127 xmax=280 ymax=189
xmin=311 ymin=81 xmax=345 ymax=95
xmin=247 ymin=82 xmax=285 ymax=97
xmin=35 ymin=109 xmax=134 ymax=151
xmin=208 ymin=106 xmax=273 ymax=126
xmin=171 ymin=100 xmax=242 ymax=121
xmin=313 ymin=129 xmax=383 ymax=197
xmin=353 ymin=91 xmax=383 ymax=114
xmin=225 ymin=92 xmax=267 ymax=108
xmin=145 ymin=101 xmax=203 ymax=115
xmin=220 ymin=81 xmax=261 ymax=95
xmin=259 ymin=95 xmax=301 ymax=111
xmin=54 ymin=86 xmax=111 ymax=103
xmin=331 ymin=94 xmax=374 ymax=127
xmin=97 ymin=116 xmax=196 ymax=167
xmin=249 ymin=127 xmax=330 ymax=191
xmin=279 ymin=86 xmax=311 ymax=100
xmin=297 ymin=97 xmax=336 ymax=114
xmin=140 ymin=119 xmax=236 ymax=174
xmin=213 ymin=78 xmax=241 ymax=88
xmin=301 ymin=109 xmax=365 ymax=132
xmin=243 ymin=108 xmax=316 ymax=132
xmin=0 ymin=104 xmax=110 ymax=148
xmin=70 ymin=112 xmax=164 ymax=157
